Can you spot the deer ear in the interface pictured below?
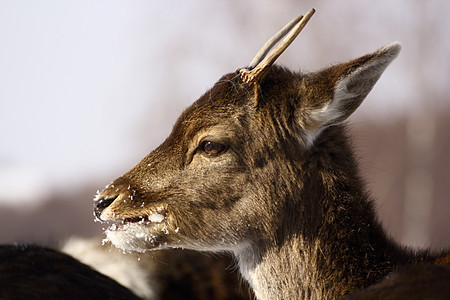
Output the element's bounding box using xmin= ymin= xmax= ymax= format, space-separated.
xmin=299 ymin=42 xmax=401 ymax=146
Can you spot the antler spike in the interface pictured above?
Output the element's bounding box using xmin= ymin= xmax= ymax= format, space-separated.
xmin=239 ymin=8 xmax=315 ymax=85
xmin=248 ymin=14 xmax=305 ymax=69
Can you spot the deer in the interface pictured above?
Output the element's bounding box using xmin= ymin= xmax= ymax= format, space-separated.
xmin=61 ymin=237 xmax=252 ymax=300
xmin=0 ymin=239 xmax=251 ymax=299
xmin=0 ymin=244 xmax=141 ymax=299
xmin=93 ymin=8 xmax=450 ymax=300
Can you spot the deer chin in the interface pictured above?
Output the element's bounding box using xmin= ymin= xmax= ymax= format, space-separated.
xmin=105 ymin=221 xmax=169 ymax=253
xmin=103 ymin=209 xmax=176 ymax=252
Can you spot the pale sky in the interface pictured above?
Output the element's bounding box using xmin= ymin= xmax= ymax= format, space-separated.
xmin=1 ymin=0 xmax=449 ymax=206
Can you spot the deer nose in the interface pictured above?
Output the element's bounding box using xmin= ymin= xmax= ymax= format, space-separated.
xmin=93 ymin=195 xmax=118 ymax=221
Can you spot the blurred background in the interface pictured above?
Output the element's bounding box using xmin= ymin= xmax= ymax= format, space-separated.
xmin=1 ymin=0 xmax=449 ymax=250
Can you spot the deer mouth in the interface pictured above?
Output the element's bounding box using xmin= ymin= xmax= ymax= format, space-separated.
xmin=103 ymin=206 xmax=169 ymax=233
xmin=123 ymin=210 xmax=167 ymax=225
xmin=103 ymin=206 xmax=172 ymax=252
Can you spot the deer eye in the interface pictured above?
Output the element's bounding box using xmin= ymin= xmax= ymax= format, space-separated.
xmin=200 ymin=141 xmax=226 ymax=156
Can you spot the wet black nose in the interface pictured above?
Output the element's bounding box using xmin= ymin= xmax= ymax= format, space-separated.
xmin=93 ymin=195 xmax=117 ymax=220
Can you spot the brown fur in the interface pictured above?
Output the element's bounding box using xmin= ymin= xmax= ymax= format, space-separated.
xmin=153 ymin=249 xmax=252 ymax=300
xmin=94 ymin=43 xmax=449 ymax=299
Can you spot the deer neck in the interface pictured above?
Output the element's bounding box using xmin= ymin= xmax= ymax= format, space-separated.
xmin=236 ymin=218 xmax=410 ymax=300
xmin=236 ymin=195 xmax=410 ymax=300
xmin=238 ymin=237 xmax=333 ymax=299
xmin=236 ymin=128 xmax=414 ymax=300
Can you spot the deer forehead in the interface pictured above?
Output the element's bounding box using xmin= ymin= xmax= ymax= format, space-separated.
xmin=173 ymin=68 xmax=304 ymax=141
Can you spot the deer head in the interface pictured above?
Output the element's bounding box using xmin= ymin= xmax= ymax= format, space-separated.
xmin=93 ymin=9 xmax=400 ymax=257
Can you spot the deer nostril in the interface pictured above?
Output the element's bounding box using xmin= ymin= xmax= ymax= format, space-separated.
xmin=93 ymin=195 xmax=118 ymax=220
xmin=96 ymin=196 xmax=117 ymax=209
